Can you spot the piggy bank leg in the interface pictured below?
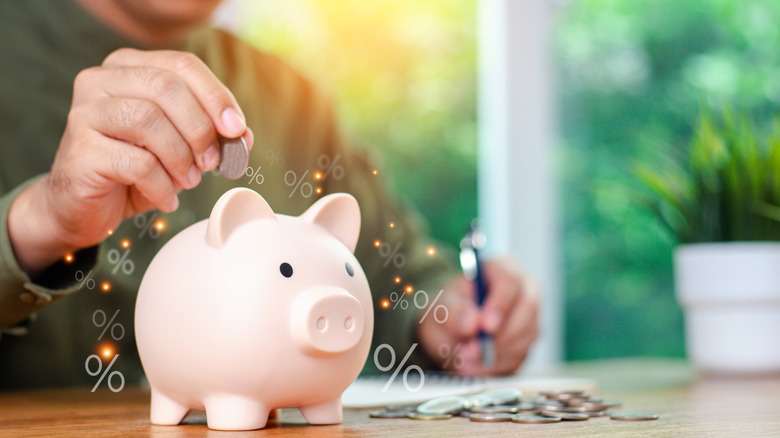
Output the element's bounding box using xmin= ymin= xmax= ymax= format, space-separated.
xmin=204 ymin=395 xmax=269 ymax=431
xmin=299 ymin=397 xmax=343 ymax=425
xmin=150 ymin=388 xmax=189 ymax=425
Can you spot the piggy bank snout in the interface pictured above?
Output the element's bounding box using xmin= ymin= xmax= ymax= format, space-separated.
xmin=290 ymin=287 xmax=365 ymax=356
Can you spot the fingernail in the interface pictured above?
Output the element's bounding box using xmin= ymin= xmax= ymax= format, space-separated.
xmin=221 ymin=107 xmax=245 ymax=137
xmin=166 ymin=195 xmax=179 ymax=212
xmin=187 ymin=164 xmax=201 ymax=187
xmin=202 ymin=144 xmax=220 ymax=171
xmin=485 ymin=310 xmax=502 ymax=333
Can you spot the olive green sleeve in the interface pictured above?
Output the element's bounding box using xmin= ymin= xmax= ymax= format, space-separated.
xmin=0 ymin=177 xmax=98 ymax=335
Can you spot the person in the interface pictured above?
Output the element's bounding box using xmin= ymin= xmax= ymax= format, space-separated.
xmin=0 ymin=0 xmax=538 ymax=389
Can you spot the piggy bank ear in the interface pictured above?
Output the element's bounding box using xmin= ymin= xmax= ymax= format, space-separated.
xmin=206 ymin=188 xmax=276 ymax=248
xmin=301 ymin=193 xmax=361 ymax=253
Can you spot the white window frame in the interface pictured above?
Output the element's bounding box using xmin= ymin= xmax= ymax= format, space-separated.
xmin=478 ymin=0 xmax=561 ymax=365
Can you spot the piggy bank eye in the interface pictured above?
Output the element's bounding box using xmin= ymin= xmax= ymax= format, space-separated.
xmin=280 ymin=263 xmax=293 ymax=278
xmin=345 ymin=262 xmax=355 ymax=277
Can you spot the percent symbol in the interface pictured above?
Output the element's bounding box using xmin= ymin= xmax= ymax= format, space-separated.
xmin=107 ymin=248 xmax=135 ymax=275
xmin=266 ymin=149 xmax=284 ymax=167
xmin=85 ymin=354 xmax=125 ymax=392
xmin=388 ymin=291 xmax=408 ymax=310
xmin=245 ymin=165 xmax=264 ymax=185
xmin=317 ymin=154 xmax=344 ymax=180
xmin=284 ymin=170 xmax=313 ymax=198
xmin=92 ymin=309 xmax=125 ymax=341
xmin=416 ymin=289 xmax=449 ymax=324
xmin=373 ymin=343 xmax=425 ymax=392
xmin=75 ymin=270 xmax=96 ymax=290
xmin=438 ymin=344 xmax=464 ymax=369
xmin=378 ymin=242 xmax=406 ymax=268
xmin=134 ymin=212 xmax=164 ymax=239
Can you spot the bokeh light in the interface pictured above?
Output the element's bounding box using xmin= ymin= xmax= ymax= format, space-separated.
xmin=101 ymin=281 xmax=111 ymax=293
xmin=120 ymin=239 xmax=131 ymax=249
xmin=64 ymin=253 xmax=74 ymax=264
xmin=98 ymin=342 xmax=116 ymax=359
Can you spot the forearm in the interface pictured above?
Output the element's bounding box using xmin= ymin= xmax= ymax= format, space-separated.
xmin=7 ymin=175 xmax=77 ymax=277
xmin=0 ymin=177 xmax=96 ymax=330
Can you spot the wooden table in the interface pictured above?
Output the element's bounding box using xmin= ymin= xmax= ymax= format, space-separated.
xmin=2 ymin=359 xmax=779 ymax=437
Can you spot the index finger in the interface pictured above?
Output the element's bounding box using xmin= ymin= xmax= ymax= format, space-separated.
xmin=480 ymin=259 xmax=524 ymax=334
xmin=103 ymin=49 xmax=248 ymax=140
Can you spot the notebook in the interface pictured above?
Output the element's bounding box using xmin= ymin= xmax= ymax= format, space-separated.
xmin=342 ymin=372 xmax=598 ymax=408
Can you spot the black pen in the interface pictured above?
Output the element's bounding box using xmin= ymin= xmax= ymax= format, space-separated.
xmin=459 ymin=220 xmax=495 ymax=369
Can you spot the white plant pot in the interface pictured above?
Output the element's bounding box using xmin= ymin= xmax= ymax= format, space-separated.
xmin=675 ymin=242 xmax=780 ymax=374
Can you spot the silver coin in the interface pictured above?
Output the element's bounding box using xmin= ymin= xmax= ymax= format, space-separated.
xmin=587 ymin=411 xmax=609 ymax=418
xmin=369 ymin=410 xmax=413 ymax=419
xmin=511 ymin=415 xmax=562 ymax=424
xmin=540 ymin=410 xmax=589 ymax=421
xmin=458 ymin=410 xmax=473 ymax=418
xmin=513 ymin=402 xmax=540 ymax=412
xmin=538 ymin=399 xmax=566 ymax=408
xmin=218 ymin=136 xmax=249 ymax=180
xmin=417 ymin=396 xmax=468 ymax=415
xmin=470 ymin=405 xmax=519 ymax=414
xmin=468 ymin=393 xmax=494 ymax=408
xmin=386 ymin=405 xmax=417 ymax=413
xmin=610 ymin=413 xmax=659 ymax=421
xmin=408 ymin=412 xmax=453 ymax=421
xmin=469 ymin=413 xmax=514 ymax=423
xmin=542 ymin=405 xmax=601 ymax=413
xmin=478 ymin=388 xmax=522 ymax=405
xmin=567 ymin=401 xmax=616 ymax=411
xmin=540 ymin=390 xmax=585 ymax=399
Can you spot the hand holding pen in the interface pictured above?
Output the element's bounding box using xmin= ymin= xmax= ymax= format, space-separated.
xmin=417 ymin=223 xmax=540 ymax=376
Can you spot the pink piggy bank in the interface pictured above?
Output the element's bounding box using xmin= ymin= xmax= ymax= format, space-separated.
xmin=134 ymin=188 xmax=374 ymax=430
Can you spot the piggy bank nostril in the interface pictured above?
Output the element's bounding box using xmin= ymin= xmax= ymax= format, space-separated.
xmin=344 ymin=317 xmax=354 ymax=330
xmin=316 ymin=317 xmax=327 ymax=331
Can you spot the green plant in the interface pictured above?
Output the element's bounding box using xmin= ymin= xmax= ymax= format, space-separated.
xmin=636 ymin=109 xmax=780 ymax=243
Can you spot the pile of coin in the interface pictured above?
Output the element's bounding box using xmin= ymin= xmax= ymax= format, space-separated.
xmin=369 ymin=388 xmax=659 ymax=424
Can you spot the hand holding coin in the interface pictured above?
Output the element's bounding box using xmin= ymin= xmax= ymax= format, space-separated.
xmin=7 ymin=48 xmax=253 ymax=275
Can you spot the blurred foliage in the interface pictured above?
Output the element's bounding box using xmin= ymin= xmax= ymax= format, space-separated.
xmin=235 ymin=0 xmax=478 ymax=256
xmin=234 ymin=0 xmax=780 ymax=362
xmin=636 ymin=108 xmax=780 ymax=242
xmin=556 ymin=0 xmax=780 ymax=360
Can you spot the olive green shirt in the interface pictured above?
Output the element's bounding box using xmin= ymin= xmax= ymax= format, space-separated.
xmin=0 ymin=0 xmax=457 ymax=388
